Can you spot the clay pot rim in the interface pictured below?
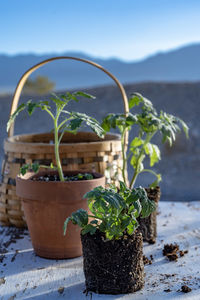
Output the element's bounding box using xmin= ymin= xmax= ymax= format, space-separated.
xmin=16 ymin=170 xmax=105 ymax=185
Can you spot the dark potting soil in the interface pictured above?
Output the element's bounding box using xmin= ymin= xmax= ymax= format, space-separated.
xmin=138 ymin=186 xmax=161 ymax=243
xmin=163 ymin=243 xmax=188 ymax=261
xmin=143 ymin=255 xmax=152 ymax=265
xmin=164 ymin=288 xmax=172 ymax=292
xmin=181 ymin=285 xmax=192 ymax=293
xmin=0 ymin=227 xmax=28 ymax=263
xmin=31 ymin=173 xmax=94 ymax=182
xmin=81 ymin=229 xmax=144 ymax=294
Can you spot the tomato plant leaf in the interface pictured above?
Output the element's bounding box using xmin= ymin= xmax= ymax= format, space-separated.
xmin=71 ymin=112 xmax=105 ymax=138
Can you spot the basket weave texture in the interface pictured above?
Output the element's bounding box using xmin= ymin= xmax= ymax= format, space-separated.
xmin=0 ymin=132 xmax=123 ymax=227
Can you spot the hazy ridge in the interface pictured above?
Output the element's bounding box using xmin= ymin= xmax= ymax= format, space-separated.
xmin=1 ymin=43 xmax=200 ymax=92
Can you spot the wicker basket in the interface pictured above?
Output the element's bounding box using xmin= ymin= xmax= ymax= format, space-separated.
xmin=0 ymin=56 xmax=129 ymax=227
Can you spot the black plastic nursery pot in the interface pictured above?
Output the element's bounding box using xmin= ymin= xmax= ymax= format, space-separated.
xmin=81 ymin=229 xmax=144 ymax=294
xmin=138 ymin=186 xmax=161 ymax=244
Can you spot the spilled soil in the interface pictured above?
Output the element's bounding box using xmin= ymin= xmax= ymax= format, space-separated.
xmin=0 ymin=227 xmax=28 ymax=263
xmin=163 ymin=243 xmax=188 ymax=261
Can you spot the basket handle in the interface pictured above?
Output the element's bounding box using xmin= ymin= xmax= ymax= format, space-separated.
xmin=8 ymin=56 xmax=129 ymax=137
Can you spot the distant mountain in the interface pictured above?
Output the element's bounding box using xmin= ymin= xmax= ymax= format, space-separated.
xmin=1 ymin=43 xmax=200 ymax=92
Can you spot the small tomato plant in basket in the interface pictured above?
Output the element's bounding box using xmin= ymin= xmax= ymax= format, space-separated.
xmin=101 ymin=92 xmax=189 ymax=188
xmin=7 ymin=91 xmax=105 ymax=181
xmin=101 ymin=92 xmax=189 ymax=243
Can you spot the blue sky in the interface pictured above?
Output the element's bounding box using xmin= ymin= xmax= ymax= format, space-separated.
xmin=1 ymin=0 xmax=200 ymax=61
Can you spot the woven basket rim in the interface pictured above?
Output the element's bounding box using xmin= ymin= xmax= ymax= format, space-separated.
xmin=5 ymin=131 xmax=121 ymax=144
xmin=4 ymin=132 xmax=122 ymax=154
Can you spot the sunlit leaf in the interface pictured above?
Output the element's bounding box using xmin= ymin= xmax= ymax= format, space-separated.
xmin=129 ymin=94 xmax=142 ymax=109
xmin=131 ymin=137 xmax=144 ymax=148
xmin=73 ymin=91 xmax=96 ymax=99
xmin=149 ymin=174 xmax=162 ymax=188
xmin=71 ymin=112 xmax=105 ymax=138
xmin=150 ymin=144 xmax=161 ymax=166
xmin=7 ymin=103 xmax=26 ymax=132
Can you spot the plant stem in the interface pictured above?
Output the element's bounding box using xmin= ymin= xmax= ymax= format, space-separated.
xmin=57 ymin=116 xmax=71 ymax=131
xmin=121 ymin=129 xmax=127 ymax=186
xmin=130 ymin=170 xmax=138 ymax=190
xmin=58 ymin=130 xmax=65 ymax=145
xmin=140 ymin=169 xmax=159 ymax=177
xmin=54 ymin=119 xmax=64 ymax=181
xmin=44 ymin=107 xmax=55 ymax=120
xmin=130 ymin=132 xmax=155 ymax=189
xmin=39 ymin=164 xmax=57 ymax=170
xmin=58 ymin=116 xmax=73 ymax=145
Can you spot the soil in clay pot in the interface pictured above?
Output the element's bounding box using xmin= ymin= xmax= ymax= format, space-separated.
xmin=81 ymin=229 xmax=144 ymax=294
xmin=138 ymin=186 xmax=161 ymax=243
xmin=31 ymin=172 xmax=94 ymax=182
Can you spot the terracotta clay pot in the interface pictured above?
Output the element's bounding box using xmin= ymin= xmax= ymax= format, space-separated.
xmin=16 ymin=171 xmax=105 ymax=259
xmin=138 ymin=186 xmax=161 ymax=244
xmin=81 ymin=230 xmax=144 ymax=294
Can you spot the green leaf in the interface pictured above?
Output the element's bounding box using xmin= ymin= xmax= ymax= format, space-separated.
xmin=149 ymin=174 xmax=162 ymax=188
xmin=83 ymin=186 xmax=104 ymax=200
xmin=127 ymin=219 xmax=138 ymax=235
xmin=140 ymin=196 xmax=156 ymax=218
xmin=20 ymin=162 xmax=40 ymax=175
xmin=127 ymin=188 xmax=143 ymax=204
xmin=162 ymin=127 xmax=173 ymax=145
xmin=130 ymin=93 xmax=154 ymax=112
xmin=133 ymin=200 xmax=142 ymax=217
xmin=7 ymin=103 xmax=26 ymax=132
xmin=144 ymin=143 xmax=153 ymax=156
xmin=150 ymin=144 xmax=161 ymax=167
xmin=68 ymin=118 xmax=83 ymax=131
xmin=121 ymin=215 xmax=131 ymax=231
xmin=77 ymin=173 xmax=84 ymax=179
xmin=50 ymin=162 xmax=55 ymax=169
xmin=71 ymin=112 xmax=105 ymax=138
xmin=126 ymin=113 xmax=138 ymax=125
xmin=178 ymin=118 xmax=189 ymax=138
xmin=31 ymin=162 xmax=40 ymax=173
xmin=129 ymin=94 xmax=142 ymax=109
xmin=106 ymin=231 xmax=115 ymax=240
xmin=138 ymin=161 xmax=144 ymax=172
xmin=73 ymin=91 xmax=96 ymax=99
xmin=128 ymin=205 xmax=135 ymax=214
xmin=99 ymin=221 xmax=107 ymax=232
xmin=65 ymin=92 xmax=79 ymax=102
xmin=119 ymin=181 xmax=127 ymax=193
xmin=101 ymin=117 xmax=111 ymax=132
xmin=84 ymin=173 xmax=93 ymax=180
xmin=50 ymin=94 xmax=66 ymax=106
xmin=20 ymin=164 xmax=30 ymax=176
xmin=70 ymin=209 xmax=88 ymax=227
xmin=27 ymin=100 xmax=38 ymax=115
xmin=101 ymin=114 xmax=126 ymax=133
xmin=66 ymin=184 xmax=155 ymax=239
xmin=82 ymin=224 xmax=97 ymax=235
xmin=103 ymin=192 xmax=123 ymax=210
xmin=131 ymin=137 xmax=144 ymax=148
xmin=63 ymin=217 xmax=72 ymax=235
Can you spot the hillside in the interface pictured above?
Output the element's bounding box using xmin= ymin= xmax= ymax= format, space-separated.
xmin=1 ymin=43 xmax=200 ymax=92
